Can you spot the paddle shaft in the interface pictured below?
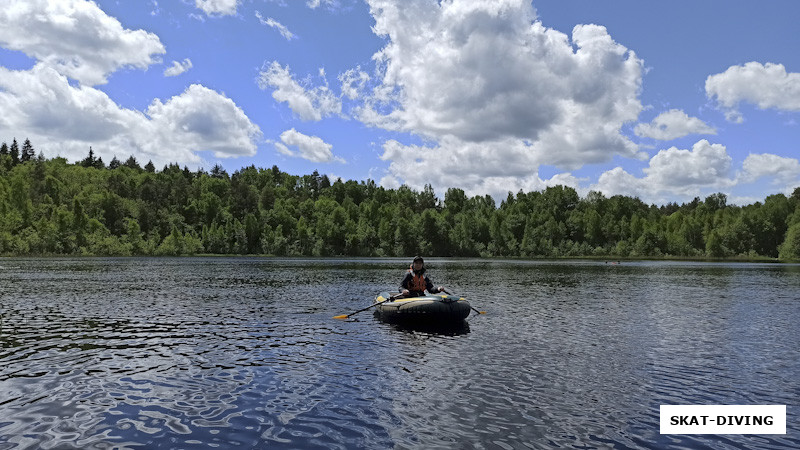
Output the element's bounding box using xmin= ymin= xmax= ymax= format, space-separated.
xmin=442 ymin=289 xmax=486 ymax=315
xmin=333 ymin=294 xmax=398 ymax=319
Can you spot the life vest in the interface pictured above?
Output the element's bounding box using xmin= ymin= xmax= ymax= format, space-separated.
xmin=408 ymin=267 xmax=427 ymax=293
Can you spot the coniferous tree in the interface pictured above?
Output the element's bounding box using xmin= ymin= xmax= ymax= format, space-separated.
xmin=124 ymin=155 xmax=141 ymax=170
xmin=144 ymin=160 xmax=156 ymax=172
xmin=108 ymin=156 xmax=121 ymax=169
xmin=21 ymin=139 xmax=35 ymax=162
xmin=210 ymin=164 xmax=228 ymax=179
xmin=10 ymin=139 xmax=20 ymax=165
xmin=0 ymin=143 xmax=11 ymax=173
xmin=80 ymin=147 xmax=97 ymax=168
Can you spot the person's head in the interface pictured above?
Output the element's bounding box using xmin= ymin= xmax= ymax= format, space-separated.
xmin=412 ymin=256 xmax=424 ymax=272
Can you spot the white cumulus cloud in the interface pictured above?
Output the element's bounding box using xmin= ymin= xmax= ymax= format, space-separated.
xmin=644 ymin=140 xmax=733 ymax=188
xmin=592 ymin=140 xmax=736 ymax=203
xmin=0 ymin=0 xmax=166 ymax=86
xmin=593 ymin=167 xmax=649 ymax=201
xmin=634 ymin=109 xmax=716 ymax=140
xmin=195 ymin=0 xmax=239 ymax=16
xmin=740 ymin=153 xmax=800 ymax=185
xmin=164 ymin=58 xmax=193 ymax=77
xmin=258 ymin=61 xmax=341 ymax=121
xmin=146 ymin=84 xmax=262 ymax=159
xmin=706 ymin=62 xmax=800 ymax=122
xmin=0 ymin=64 xmax=144 ymax=143
xmin=378 ymin=138 xmax=583 ymax=200
xmin=358 ymin=0 xmax=644 ymax=197
xmin=0 ymin=64 xmax=261 ymax=167
xmin=275 ymin=128 xmax=344 ymax=163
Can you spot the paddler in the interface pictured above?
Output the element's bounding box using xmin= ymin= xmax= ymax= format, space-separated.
xmin=399 ymin=256 xmax=445 ymax=298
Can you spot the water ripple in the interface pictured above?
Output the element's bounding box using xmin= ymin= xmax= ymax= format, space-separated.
xmin=1 ymin=258 xmax=799 ymax=449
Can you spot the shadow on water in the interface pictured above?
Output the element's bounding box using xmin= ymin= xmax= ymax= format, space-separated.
xmin=379 ymin=318 xmax=471 ymax=336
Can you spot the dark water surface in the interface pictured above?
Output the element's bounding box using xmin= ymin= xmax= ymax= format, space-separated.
xmin=1 ymin=257 xmax=798 ymax=449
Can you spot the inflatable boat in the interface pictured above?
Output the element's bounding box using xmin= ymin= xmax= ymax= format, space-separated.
xmin=373 ymin=291 xmax=472 ymax=324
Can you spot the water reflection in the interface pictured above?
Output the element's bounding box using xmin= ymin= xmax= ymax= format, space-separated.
xmin=382 ymin=319 xmax=471 ymax=336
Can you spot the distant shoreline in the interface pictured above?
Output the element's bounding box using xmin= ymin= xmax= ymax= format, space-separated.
xmin=0 ymin=253 xmax=788 ymax=264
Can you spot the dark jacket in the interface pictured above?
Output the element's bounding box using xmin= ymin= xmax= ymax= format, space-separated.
xmin=400 ymin=267 xmax=435 ymax=297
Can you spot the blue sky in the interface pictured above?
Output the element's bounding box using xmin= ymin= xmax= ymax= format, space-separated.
xmin=1 ymin=0 xmax=799 ymax=205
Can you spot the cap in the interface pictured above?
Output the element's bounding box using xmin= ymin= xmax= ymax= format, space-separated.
xmin=412 ymin=256 xmax=424 ymax=263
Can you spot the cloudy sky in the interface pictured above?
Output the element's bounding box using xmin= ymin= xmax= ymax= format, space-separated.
xmin=1 ymin=0 xmax=799 ymax=205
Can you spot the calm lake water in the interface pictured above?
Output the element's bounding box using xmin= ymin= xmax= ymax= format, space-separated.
xmin=1 ymin=257 xmax=798 ymax=449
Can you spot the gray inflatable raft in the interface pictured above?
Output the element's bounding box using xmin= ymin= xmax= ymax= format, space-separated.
xmin=374 ymin=291 xmax=471 ymax=324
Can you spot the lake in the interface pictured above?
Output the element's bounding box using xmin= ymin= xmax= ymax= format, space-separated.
xmin=0 ymin=257 xmax=798 ymax=449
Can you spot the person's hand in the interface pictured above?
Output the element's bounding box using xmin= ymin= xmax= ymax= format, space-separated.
xmin=438 ymin=286 xmax=445 ymax=293
xmin=402 ymin=289 xmax=409 ymax=296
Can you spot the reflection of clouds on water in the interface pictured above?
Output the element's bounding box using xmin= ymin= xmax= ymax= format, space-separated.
xmin=247 ymin=319 xmax=398 ymax=448
xmin=102 ymin=368 xmax=254 ymax=446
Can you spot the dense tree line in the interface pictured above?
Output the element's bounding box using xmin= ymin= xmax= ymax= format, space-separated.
xmin=2 ymin=141 xmax=800 ymax=259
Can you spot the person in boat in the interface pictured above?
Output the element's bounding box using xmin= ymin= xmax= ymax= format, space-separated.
xmin=400 ymin=256 xmax=445 ymax=298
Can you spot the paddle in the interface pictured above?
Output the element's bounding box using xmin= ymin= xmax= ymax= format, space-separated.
xmin=333 ymin=293 xmax=400 ymax=320
xmin=441 ymin=289 xmax=486 ymax=315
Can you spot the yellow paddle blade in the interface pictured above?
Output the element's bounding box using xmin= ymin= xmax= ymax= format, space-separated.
xmin=332 ymin=314 xmax=349 ymax=319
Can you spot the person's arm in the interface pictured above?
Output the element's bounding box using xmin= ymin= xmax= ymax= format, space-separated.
xmin=426 ymin=275 xmax=444 ymax=293
xmin=425 ymin=275 xmax=438 ymax=293
xmin=400 ymin=273 xmax=411 ymax=293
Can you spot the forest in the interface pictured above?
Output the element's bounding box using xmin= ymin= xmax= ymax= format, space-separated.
xmin=2 ymin=138 xmax=800 ymax=260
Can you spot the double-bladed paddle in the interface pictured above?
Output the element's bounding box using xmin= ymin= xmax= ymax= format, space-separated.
xmin=333 ymin=293 xmax=400 ymax=320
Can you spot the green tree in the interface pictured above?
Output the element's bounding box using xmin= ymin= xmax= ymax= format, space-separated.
xmin=9 ymin=139 xmax=20 ymax=166
xmin=355 ymin=217 xmax=379 ymax=256
xmin=394 ymin=216 xmax=418 ymax=257
xmin=124 ymin=156 xmax=141 ymax=170
xmin=244 ymin=213 xmax=261 ymax=254
xmin=293 ymin=219 xmax=313 ymax=255
xmin=21 ymin=139 xmax=35 ymax=163
xmin=123 ymin=218 xmax=146 ymax=254
xmin=3 ymin=152 xmax=799 ymax=259
xmin=80 ymin=147 xmax=97 ymax=168
xmin=231 ymin=179 xmax=259 ymax=220
xmin=584 ymin=209 xmax=602 ymax=247
xmin=203 ymin=222 xmax=228 ymax=254
xmin=9 ymin=174 xmax=32 ymax=228
xmin=705 ymin=229 xmax=729 ymax=257
xmin=73 ymin=198 xmax=88 ymax=248
xmin=705 ymin=192 xmax=727 ymax=211
xmin=100 ymin=192 xmax=127 ymax=235
xmin=634 ymin=227 xmax=665 ymax=256
xmin=444 ymin=187 xmax=467 ymax=215
xmin=779 ymin=222 xmax=800 ymax=261
xmin=210 ymin=164 xmax=228 ymax=179
xmin=418 ymin=184 xmax=438 ymax=211
xmin=156 ymin=226 xmax=185 ymax=256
